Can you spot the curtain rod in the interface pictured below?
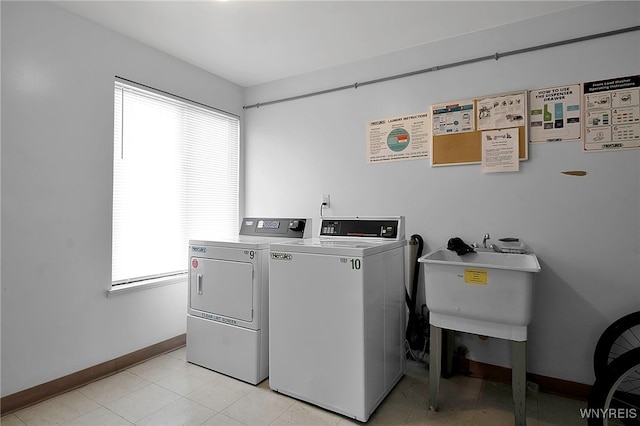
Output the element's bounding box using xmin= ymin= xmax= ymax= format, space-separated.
xmin=243 ymin=25 xmax=640 ymax=110
xmin=115 ymin=76 xmax=240 ymax=118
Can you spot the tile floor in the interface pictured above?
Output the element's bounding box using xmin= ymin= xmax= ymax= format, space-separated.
xmin=2 ymin=347 xmax=588 ymax=425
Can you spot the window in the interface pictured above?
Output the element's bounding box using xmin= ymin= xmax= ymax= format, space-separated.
xmin=112 ymin=80 xmax=239 ymax=287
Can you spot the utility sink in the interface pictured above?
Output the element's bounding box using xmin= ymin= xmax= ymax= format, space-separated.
xmin=422 ymin=248 xmax=541 ymax=272
xmin=418 ymin=248 xmax=541 ymax=341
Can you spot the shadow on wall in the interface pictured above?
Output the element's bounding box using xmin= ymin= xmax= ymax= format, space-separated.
xmin=527 ymin=257 xmax=610 ymax=384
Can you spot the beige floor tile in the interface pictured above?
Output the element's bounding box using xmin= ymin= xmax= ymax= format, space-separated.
xmin=367 ymin=405 xmax=411 ymax=425
xmin=367 ymin=390 xmax=413 ymax=425
xmin=136 ymin=397 xmax=216 ymax=426
xmin=537 ymin=393 xmax=587 ymax=426
xmin=478 ymin=381 xmax=514 ymax=407
xmin=471 ymin=405 xmax=519 ymax=426
xmin=155 ymin=365 xmax=219 ymax=396
xmin=14 ymin=390 xmax=100 ymax=426
xmin=335 ymin=417 xmax=361 ymax=426
xmin=104 ymin=383 xmax=181 ymax=423
xmin=200 ymin=412 xmax=246 ymax=426
xmin=256 ymin=378 xmax=271 ymax=391
xmin=405 ymin=360 xmax=430 ymax=382
xmin=221 ymin=387 xmax=296 ymax=425
xmin=185 ymin=375 xmax=252 ymax=412
xmin=271 ymin=401 xmax=342 ymax=426
xmin=538 ymin=410 xmax=588 ymax=426
xmin=61 ymin=406 xmax=132 ymax=426
xmin=127 ymin=354 xmax=189 ymax=383
xmin=538 ymin=392 xmax=587 ymax=412
xmin=406 ymin=406 xmax=475 ymax=425
xmin=0 ymin=413 xmax=27 ymax=426
xmin=538 ymin=417 xmax=587 ymax=426
xmin=183 ymin=362 xmax=226 ymax=380
xmin=4 ymin=355 xmax=590 ymax=426
xmin=385 ymin=376 xmax=430 ymax=408
xmin=437 ymin=375 xmax=483 ymax=411
xmin=77 ymin=371 xmax=151 ymax=405
xmin=166 ymin=347 xmax=187 ymax=361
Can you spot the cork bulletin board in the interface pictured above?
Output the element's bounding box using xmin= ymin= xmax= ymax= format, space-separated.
xmin=431 ymin=91 xmax=529 ymax=167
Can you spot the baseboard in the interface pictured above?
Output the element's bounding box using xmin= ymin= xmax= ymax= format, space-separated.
xmin=456 ymin=356 xmax=592 ymax=401
xmin=1 ymin=334 xmax=186 ymax=416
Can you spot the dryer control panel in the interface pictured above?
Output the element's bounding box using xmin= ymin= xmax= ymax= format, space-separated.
xmin=240 ymin=217 xmax=310 ymax=238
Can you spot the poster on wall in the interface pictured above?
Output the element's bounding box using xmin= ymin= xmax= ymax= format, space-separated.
xmin=431 ymin=90 xmax=528 ymax=167
xmin=481 ymin=128 xmax=519 ymax=173
xmin=367 ymin=112 xmax=430 ymax=163
xmin=431 ymin=99 xmax=475 ymax=136
xmin=530 ymin=84 xmax=582 ymax=143
xmin=477 ymin=92 xmax=526 ymax=131
xmin=583 ymin=75 xmax=640 ymax=152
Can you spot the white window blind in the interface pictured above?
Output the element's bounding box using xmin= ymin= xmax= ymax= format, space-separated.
xmin=112 ymin=80 xmax=239 ymax=285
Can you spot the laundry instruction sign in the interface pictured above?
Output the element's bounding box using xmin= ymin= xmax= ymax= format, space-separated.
xmin=367 ymin=112 xmax=429 ymax=163
xmin=530 ymin=84 xmax=582 ymax=143
xmin=583 ymin=75 xmax=640 ymax=152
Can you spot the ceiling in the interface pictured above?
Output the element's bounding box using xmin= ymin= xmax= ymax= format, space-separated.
xmin=53 ymin=1 xmax=591 ymax=87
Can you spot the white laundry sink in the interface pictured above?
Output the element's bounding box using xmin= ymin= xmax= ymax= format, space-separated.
xmin=421 ymin=248 xmax=541 ymax=272
xmin=418 ymin=248 xmax=541 ymax=341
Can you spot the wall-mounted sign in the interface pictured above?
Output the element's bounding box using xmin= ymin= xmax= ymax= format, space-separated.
xmin=583 ymin=75 xmax=640 ymax=152
xmin=367 ymin=112 xmax=429 ymax=163
xmin=432 ymin=99 xmax=475 ymax=136
xmin=431 ymin=91 xmax=528 ymax=167
xmin=530 ymin=84 xmax=582 ymax=143
xmin=482 ymin=128 xmax=519 ymax=173
xmin=477 ymin=93 xmax=526 ymax=131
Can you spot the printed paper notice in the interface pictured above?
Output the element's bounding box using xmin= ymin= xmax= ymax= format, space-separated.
xmin=583 ymin=75 xmax=640 ymax=152
xmin=482 ymin=128 xmax=519 ymax=173
xmin=477 ymin=93 xmax=526 ymax=130
xmin=367 ymin=112 xmax=429 ymax=163
xmin=464 ymin=269 xmax=487 ymax=285
xmin=530 ymin=84 xmax=581 ymax=143
xmin=431 ymin=100 xmax=475 ymax=136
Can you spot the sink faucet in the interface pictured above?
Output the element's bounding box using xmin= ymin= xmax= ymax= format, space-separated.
xmin=483 ymin=233 xmax=490 ymax=248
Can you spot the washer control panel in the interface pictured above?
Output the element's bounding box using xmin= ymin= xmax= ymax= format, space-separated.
xmin=319 ymin=217 xmax=404 ymax=239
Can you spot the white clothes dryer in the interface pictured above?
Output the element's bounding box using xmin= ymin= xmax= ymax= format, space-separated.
xmin=187 ymin=217 xmax=311 ymax=384
xmin=268 ymin=216 xmax=406 ymax=422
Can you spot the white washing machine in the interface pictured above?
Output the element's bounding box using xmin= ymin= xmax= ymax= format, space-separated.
xmin=268 ymin=216 xmax=407 ymax=422
xmin=187 ymin=217 xmax=311 ymax=384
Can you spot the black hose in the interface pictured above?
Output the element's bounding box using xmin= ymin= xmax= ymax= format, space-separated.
xmin=406 ymin=234 xmax=424 ymax=345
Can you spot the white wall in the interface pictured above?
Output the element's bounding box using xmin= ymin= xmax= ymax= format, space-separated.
xmin=0 ymin=1 xmax=244 ymax=396
xmin=244 ymin=2 xmax=640 ymax=385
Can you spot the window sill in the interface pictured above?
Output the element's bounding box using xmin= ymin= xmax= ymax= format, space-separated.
xmin=107 ymin=273 xmax=187 ymax=297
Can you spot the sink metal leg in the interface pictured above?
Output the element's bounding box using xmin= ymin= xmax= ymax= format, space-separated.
xmin=512 ymin=340 xmax=527 ymax=426
xmin=429 ymin=324 xmax=442 ymax=412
